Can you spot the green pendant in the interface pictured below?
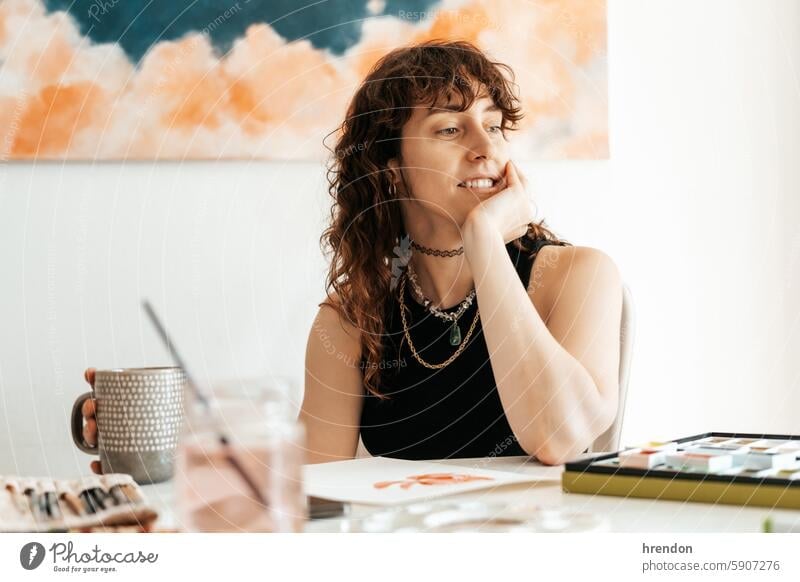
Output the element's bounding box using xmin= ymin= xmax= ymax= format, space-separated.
xmin=449 ymin=321 xmax=462 ymax=346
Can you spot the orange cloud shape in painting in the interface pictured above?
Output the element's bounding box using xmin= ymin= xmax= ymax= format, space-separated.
xmin=0 ymin=0 xmax=607 ymax=160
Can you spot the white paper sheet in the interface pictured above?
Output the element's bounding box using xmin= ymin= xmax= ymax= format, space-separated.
xmin=302 ymin=456 xmax=561 ymax=506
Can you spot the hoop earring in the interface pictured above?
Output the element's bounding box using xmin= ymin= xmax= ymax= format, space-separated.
xmin=389 ymin=181 xmax=397 ymax=197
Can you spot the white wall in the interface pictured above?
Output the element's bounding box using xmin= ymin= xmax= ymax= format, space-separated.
xmin=1 ymin=0 xmax=799 ymax=477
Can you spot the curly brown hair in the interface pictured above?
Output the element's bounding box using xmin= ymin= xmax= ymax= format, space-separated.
xmin=320 ymin=39 xmax=567 ymax=399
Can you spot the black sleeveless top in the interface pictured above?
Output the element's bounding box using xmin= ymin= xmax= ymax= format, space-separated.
xmin=359 ymin=237 xmax=560 ymax=460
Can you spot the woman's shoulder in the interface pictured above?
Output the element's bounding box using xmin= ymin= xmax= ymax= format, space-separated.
xmin=528 ymin=244 xmax=622 ymax=305
xmin=536 ymin=244 xmax=619 ymax=273
xmin=314 ymin=292 xmax=362 ymax=348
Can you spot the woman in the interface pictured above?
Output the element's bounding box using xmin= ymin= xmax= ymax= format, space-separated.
xmin=79 ymin=40 xmax=621 ymax=471
xmin=301 ymin=40 xmax=622 ymax=465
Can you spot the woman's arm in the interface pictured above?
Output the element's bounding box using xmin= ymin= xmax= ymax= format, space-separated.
xmin=463 ymin=213 xmax=623 ymax=465
xmin=300 ymin=296 xmax=365 ymax=464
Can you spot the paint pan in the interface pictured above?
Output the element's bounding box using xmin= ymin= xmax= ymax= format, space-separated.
xmin=743 ymin=451 xmax=797 ymax=471
xmin=665 ymin=452 xmax=733 ymax=472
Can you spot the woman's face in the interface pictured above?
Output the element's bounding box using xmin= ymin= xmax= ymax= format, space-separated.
xmin=389 ymin=90 xmax=510 ymax=228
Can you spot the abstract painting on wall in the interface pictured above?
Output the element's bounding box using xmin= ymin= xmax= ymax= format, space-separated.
xmin=0 ymin=0 xmax=608 ymax=160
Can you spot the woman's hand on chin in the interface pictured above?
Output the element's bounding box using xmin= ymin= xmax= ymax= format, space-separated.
xmin=462 ymin=160 xmax=537 ymax=244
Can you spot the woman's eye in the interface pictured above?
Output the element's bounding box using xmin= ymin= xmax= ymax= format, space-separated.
xmin=437 ymin=127 xmax=459 ymax=136
xmin=436 ymin=125 xmax=503 ymax=136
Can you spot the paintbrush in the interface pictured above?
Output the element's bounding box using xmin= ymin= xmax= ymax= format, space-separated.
xmin=4 ymin=478 xmax=31 ymax=515
xmin=108 ymin=484 xmax=128 ymax=506
xmin=59 ymin=491 xmax=84 ymax=517
xmin=19 ymin=478 xmax=44 ymax=523
xmin=55 ymin=480 xmax=84 ymax=518
xmin=78 ymin=488 xmax=98 ymax=514
xmin=37 ymin=479 xmax=70 ymax=533
xmin=142 ymin=299 xmax=268 ymax=507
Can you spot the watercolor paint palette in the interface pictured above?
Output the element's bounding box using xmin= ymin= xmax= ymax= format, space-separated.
xmin=1 ymin=473 xmax=157 ymax=532
xmin=562 ymin=432 xmax=800 ymax=509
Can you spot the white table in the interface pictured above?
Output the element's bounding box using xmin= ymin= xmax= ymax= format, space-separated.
xmin=141 ymin=455 xmax=799 ymax=533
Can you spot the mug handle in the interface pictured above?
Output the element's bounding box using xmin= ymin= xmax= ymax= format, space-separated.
xmin=71 ymin=391 xmax=99 ymax=455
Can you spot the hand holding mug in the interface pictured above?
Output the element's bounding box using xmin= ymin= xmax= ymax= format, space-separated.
xmin=71 ymin=367 xmax=186 ymax=484
xmin=78 ymin=368 xmax=102 ymax=474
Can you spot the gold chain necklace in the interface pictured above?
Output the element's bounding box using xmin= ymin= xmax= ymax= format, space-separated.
xmin=398 ymin=273 xmax=480 ymax=370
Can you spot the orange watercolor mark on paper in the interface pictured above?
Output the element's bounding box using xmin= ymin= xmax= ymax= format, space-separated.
xmin=373 ymin=472 xmax=494 ymax=490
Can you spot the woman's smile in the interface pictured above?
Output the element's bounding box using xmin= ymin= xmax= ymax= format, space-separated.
xmin=457 ymin=175 xmax=506 ymax=195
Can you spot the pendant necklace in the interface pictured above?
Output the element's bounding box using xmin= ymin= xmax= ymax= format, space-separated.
xmin=405 ymin=261 xmax=476 ymax=346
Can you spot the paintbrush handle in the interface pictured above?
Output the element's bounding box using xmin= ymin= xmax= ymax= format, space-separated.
xmin=5 ymin=484 xmax=30 ymax=514
xmin=142 ymin=299 xmax=268 ymax=507
xmin=59 ymin=492 xmax=84 ymax=517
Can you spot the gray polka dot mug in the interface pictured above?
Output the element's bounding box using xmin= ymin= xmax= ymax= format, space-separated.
xmin=71 ymin=367 xmax=186 ymax=484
